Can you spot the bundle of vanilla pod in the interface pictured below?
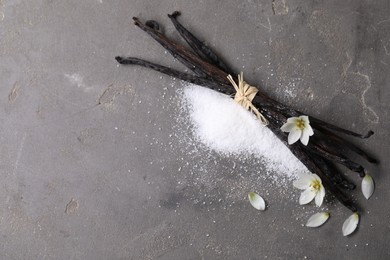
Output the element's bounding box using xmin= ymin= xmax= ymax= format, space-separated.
xmin=115 ymin=11 xmax=377 ymax=236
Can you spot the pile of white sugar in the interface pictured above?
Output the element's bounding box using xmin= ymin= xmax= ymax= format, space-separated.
xmin=182 ymin=84 xmax=310 ymax=179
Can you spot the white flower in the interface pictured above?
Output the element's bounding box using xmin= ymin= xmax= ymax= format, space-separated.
xmin=281 ymin=115 xmax=314 ymax=145
xmin=294 ymin=172 xmax=325 ymax=207
xmin=306 ymin=212 xmax=330 ymax=227
xmin=342 ymin=213 xmax=359 ymax=236
xmin=248 ymin=192 xmax=266 ymax=211
xmin=362 ymin=174 xmax=375 ymax=200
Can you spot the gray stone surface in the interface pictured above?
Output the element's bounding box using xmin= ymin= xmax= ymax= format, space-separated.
xmin=0 ymin=0 xmax=389 ymax=259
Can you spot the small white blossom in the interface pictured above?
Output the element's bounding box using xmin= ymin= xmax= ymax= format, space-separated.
xmin=281 ymin=115 xmax=314 ymax=145
xmin=362 ymin=174 xmax=375 ymax=200
xmin=294 ymin=172 xmax=325 ymax=207
xmin=306 ymin=212 xmax=330 ymax=227
xmin=342 ymin=213 xmax=359 ymax=236
xmin=248 ymin=192 xmax=266 ymax=211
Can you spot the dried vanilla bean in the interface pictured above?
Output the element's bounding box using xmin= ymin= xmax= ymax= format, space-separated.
xmin=131 ymin=17 xmax=227 ymax=80
xmin=309 ymin=154 xmax=356 ymax=191
xmin=133 ymin=17 xmax=229 ymax=84
xmin=115 ymin=57 xmax=228 ymax=91
xmin=116 ymin=13 xmax=377 ymax=213
xmin=265 ymin=121 xmax=358 ymax=212
xmin=164 ymin=13 xmax=376 ymax=174
xmin=314 ymin=125 xmax=378 ymax=163
xmin=167 ymin=11 xmax=235 ymax=76
xmin=308 ymin=136 xmax=366 ymax=177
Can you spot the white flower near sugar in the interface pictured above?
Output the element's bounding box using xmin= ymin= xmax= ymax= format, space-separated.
xmin=362 ymin=174 xmax=375 ymax=200
xmin=281 ymin=115 xmax=314 ymax=146
xmin=342 ymin=213 xmax=359 ymax=236
xmin=306 ymin=212 xmax=330 ymax=227
xmin=248 ymin=192 xmax=266 ymax=211
xmin=293 ymin=172 xmax=325 ymax=207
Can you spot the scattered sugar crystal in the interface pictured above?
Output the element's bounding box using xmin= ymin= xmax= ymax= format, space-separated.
xmin=182 ymin=84 xmax=310 ymax=179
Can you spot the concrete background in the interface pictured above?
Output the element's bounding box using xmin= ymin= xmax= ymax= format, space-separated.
xmin=0 ymin=0 xmax=389 ymax=259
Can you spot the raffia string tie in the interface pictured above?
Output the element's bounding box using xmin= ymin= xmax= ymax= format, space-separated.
xmin=227 ymin=72 xmax=269 ymax=126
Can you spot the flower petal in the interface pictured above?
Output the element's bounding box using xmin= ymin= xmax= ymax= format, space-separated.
xmin=312 ymin=173 xmax=322 ymax=182
xmin=306 ymin=212 xmax=330 ymax=227
xmin=300 ymin=115 xmax=310 ymax=123
xmin=305 ymin=124 xmax=314 ymax=136
xmin=287 ymin=117 xmax=298 ymax=123
xmin=293 ymin=173 xmax=315 ymax=190
xmin=288 ymin=129 xmax=301 ymax=145
xmin=362 ymin=174 xmax=374 ymax=200
xmin=281 ymin=122 xmax=296 ymax=133
xmin=315 ymin=185 xmax=325 ymax=207
xmin=342 ymin=213 xmax=359 ymax=236
xmin=299 ymin=188 xmax=316 ymax=205
xmin=248 ymin=192 xmax=266 ymax=211
xmin=300 ymin=130 xmax=310 ymax=146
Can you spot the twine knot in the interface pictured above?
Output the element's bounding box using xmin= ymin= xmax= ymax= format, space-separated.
xmin=227 ymin=72 xmax=268 ymax=126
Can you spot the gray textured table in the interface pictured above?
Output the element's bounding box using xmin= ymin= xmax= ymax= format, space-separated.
xmin=0 ymin=0 xmax=389 ymax=259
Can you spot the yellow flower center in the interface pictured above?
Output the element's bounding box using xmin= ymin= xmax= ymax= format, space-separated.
xmin=311 ymin=179 xmax=321 ymax=191
xmin=295 ymin=118 xmax=306 ymax=130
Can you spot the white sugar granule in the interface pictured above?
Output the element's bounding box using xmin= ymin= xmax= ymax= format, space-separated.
xmin=182 ymin=84 xmax=309 ymax=179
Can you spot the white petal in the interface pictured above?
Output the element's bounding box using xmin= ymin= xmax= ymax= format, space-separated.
xmin=248 ymin=192 xmax=266 ymax=211
xmin=315 ymin=185 xmax=325 ymax=207
xmin=300 ymin=115 xmax=310 ymax=123
xmin=299 ymin=188 xmax=316 ymax=205
xmin=306 ymin=212 xmax=330 ymax=227
xmin=342 ymin=213 xmax=359 ymax=236
xmin=305 ymin=124 xmax=314 ymax=136
xmin=281 ymin=122 xmax=296 ymax=133
xmin=293 ymin=179 xmax=310 ymax=190
xmin=288 ymin=129 xmax=301 ymax=145
xmin=293 ymin=173 xmax=315 ymax=190
xmin=312 ymin=173 xmax=322 ymax=182
xmin=362 ymin=174 xmax=375 ymax=200
xmin=302 ymin=125 xmax=314 ymax=139
xmin=287 ymin=117 xmax=299 ymax=123
xmin=300 ymin=131 xmax=310 ymax=146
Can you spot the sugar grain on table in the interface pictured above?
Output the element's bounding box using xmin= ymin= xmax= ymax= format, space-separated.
xmin=182 ymin=84 xmax=309 ymax=179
